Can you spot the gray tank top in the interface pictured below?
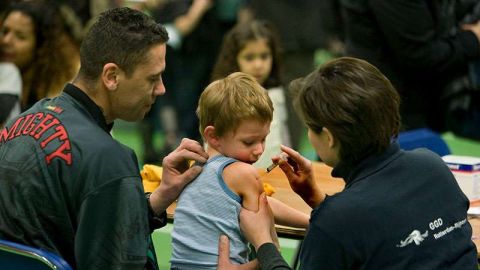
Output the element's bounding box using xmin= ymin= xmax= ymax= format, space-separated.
xmin=170 ymin=155 xmax=249 ymax=269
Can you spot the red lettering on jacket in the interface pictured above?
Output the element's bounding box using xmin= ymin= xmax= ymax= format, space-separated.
xmin=22 ymin=113 xmax=44 ymax=135
xmin=0 ymin=127 xmax=8 ymax=143
xmin=31 ymin=114 xmax=60 ymax=139
xmin=1 ymin=112 xmax=72 ymax=165
xmin=15 ymin=114 xmax=32 ymax=137
xmin=6 ymin=116 xmax=26 ymax=140
xmin=45 ymin=140 xmax=72 ymax=165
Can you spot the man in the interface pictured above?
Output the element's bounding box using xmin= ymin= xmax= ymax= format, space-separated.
xmin=0 ymin=7 xmax=208 ymax=269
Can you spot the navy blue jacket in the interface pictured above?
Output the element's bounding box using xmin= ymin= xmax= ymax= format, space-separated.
xmin=300 ymin=143 xmax=477 ymax=269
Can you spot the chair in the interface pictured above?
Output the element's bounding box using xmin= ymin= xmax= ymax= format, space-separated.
xmin=0 ymin=239 xmax=73 ymax=270
xmin=397 ymin=128 xmax=451 ymax=156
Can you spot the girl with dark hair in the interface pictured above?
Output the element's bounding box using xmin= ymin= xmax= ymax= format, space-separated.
xmin=211 ymin=20 xmax=290 ymax=168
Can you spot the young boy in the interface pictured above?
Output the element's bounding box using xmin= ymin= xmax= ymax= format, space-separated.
xmin=170 ymin=72 xmax=309 ymax=269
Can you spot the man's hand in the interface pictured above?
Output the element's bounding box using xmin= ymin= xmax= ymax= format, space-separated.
xmin=149 ymin=138 xmax=208 ymax=214
xmin=217 ymin=235 xmax=258 ymax=270
xmin=272 ymin=145 xmax=325 ymax=208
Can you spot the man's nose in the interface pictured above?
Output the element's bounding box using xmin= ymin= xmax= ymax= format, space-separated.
xmin=154 ymin=81 xmax=166 ymax=96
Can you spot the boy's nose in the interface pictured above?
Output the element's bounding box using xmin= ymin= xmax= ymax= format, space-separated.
xmin=253 ymin=143 xmax=264 ymax=155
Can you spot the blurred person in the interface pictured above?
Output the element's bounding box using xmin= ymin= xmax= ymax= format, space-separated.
xmin=211 ymin=19 xmax=291 ymax=168
xmin=339 ymin=0 xmax=480 ymax=138
xmin=140 ymin=0 xmax=214 ymax=164
xmin=239 ymin=0 xmax=335 ymax=150
xmin=171 ymin=72 xmax=308 ymax=269
xmin=0 ymin=0 xmax=80 ymax=111
xmin=140 ymin=0 xmax=242 ymax=164
xmin=0 ymin=7 xmax=208 ymax=269
xmin=0 ymin=62 xmax=21 ymax=128
xmin=218 ymin=57 xmax=478 ymax=269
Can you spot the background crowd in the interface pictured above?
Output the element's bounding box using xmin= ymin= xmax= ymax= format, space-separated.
xmin=2 ymin=0 xmax=478 ymax=161
xmin=1 ymin=1 xmax=480 ymax=269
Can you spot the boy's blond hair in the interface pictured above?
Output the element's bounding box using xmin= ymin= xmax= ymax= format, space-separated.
xmin=197 ymin=72 xmax=274 ymax=139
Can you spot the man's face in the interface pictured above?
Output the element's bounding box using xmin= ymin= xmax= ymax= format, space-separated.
xmin=110 ymin=43 xmax=166 ymax=122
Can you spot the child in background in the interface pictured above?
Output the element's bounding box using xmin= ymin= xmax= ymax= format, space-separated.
xmin=211 ymin=20 xmax=290 ymax=169
xmin=170 ymin=72 xmax=309 ymax=269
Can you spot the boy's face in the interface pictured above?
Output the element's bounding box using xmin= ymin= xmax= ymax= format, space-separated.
xmin=217 ymin=119 xmax=270 ymax=164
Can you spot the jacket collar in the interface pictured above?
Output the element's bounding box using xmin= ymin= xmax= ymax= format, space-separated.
xmin=332 ymin=142 xmax=401 ymax=187
xmin=63 ymin=83 xmax=113 ymax=133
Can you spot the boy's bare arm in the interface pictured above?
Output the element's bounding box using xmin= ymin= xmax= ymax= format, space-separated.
xmin=267 ymin=196 xmax=309 ymax=228
xmin=223 ymin=162 xmax=264 ymax=211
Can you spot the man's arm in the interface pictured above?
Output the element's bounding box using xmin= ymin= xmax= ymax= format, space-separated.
xmin=148 ymin=138 xmax=208 ymax=214
xmin=76 ymin=180 xmax=150 ymax=269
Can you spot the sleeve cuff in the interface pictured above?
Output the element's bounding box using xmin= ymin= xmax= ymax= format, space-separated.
xmin=146 ymin=192 xmax=167 ymax=231
xmin=257 ymin=243 xmax=291 ymax=269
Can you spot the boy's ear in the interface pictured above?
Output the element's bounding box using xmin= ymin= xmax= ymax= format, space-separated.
xmin=204 ymin=126 xmax=220 ymax=147
xmin=323 ymin=127 xmax=336 ymax=148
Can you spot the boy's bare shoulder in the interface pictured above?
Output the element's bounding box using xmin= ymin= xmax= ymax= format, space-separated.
xmin=223 ymin=161 xmax=263 ymax=209
xmin=223 ymin=161 xmax=259 ymax=182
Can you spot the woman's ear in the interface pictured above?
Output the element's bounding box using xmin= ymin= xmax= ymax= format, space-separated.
xmin=102 ymin=63 xmax=120 ymax=91
xmin=204 ymin=126 xmax=220 ymax=147
xmin=323 ymin=127 xmax=336 ymax=148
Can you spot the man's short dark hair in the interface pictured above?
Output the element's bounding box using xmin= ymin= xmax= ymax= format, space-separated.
xmin=79 ymin=7 xmax=169 ymax=80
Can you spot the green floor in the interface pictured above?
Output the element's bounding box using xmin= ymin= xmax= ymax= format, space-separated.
xmin=152 ymin=224 xmax=300 ymax=269
xmin=111 ymin=121 xmax=480 ymax=269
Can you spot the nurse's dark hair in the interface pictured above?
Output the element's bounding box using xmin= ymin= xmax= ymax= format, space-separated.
xmin=290 ymin=57 xmax=401 ymax=165
xmin=78 ymin=7 xmax=168 ymax=80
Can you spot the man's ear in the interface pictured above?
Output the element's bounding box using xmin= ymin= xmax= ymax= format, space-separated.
xmin=323 ymin=127 xmax=336 ymax=148
xmin=204 ymin=126 xmax=220 ymax=147
xmin=102 ymin=63 xmax=120 ymax=91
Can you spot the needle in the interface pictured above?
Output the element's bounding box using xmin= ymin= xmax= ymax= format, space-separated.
xmin=266 ymin=162 xmax=279 ymax=172
xmin=264 ymin=153 xmax=288 ymax=174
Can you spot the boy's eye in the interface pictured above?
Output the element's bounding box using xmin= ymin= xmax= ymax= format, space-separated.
xmin=243 ymin=141 xmax=254 ymax=146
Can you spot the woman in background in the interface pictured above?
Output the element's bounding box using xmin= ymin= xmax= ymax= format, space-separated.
xmin=0 ymin=0 xmax=79 ymax=111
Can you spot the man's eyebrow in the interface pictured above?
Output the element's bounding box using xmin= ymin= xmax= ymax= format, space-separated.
xmin=150 ymin=71 xmax=163 ymax=78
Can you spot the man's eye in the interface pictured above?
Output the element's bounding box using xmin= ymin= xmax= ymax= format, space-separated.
xmin=150 ymin=76 xmax=161 ymax=83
